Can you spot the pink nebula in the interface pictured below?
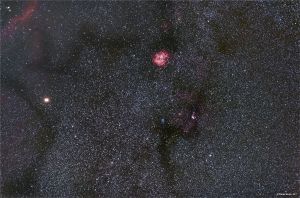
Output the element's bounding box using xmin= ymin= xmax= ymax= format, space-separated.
xmin=152 ymin=50 xmax=171 ymax=68
xmin=1 ymin=0 xmax=37 ymax=41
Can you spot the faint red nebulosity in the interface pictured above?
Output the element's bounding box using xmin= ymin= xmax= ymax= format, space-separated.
xmin=1 ymin=0 xmax=38 ymax=41
xmin=152 ymin=50 xmax=171 ymax=68
xmin=160 ymin=20 xmax=172 ymax=33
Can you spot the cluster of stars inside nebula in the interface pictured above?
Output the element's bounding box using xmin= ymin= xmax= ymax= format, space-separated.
xmin=1 ymin=1 xmax=299 ymax=197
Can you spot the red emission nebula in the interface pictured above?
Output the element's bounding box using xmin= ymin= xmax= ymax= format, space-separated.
xmin=152 ymin=50 xmax=171 ymax=69
xmin=1 ymin=0 xmax=38 ymax=41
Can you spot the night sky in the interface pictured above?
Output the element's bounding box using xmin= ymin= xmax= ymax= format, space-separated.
xmin=1 ymin=1 xmax=299 ymax=197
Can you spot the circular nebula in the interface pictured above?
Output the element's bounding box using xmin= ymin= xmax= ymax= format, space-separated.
xmin=152 ymin=50 xmax=171 ymax=68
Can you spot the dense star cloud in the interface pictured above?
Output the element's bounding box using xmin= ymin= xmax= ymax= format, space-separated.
xmin=1 ymin=1 xmax=299 ymax=197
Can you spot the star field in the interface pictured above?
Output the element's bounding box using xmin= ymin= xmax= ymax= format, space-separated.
xmin=1 ymin=1 xmax=299 ymax=197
